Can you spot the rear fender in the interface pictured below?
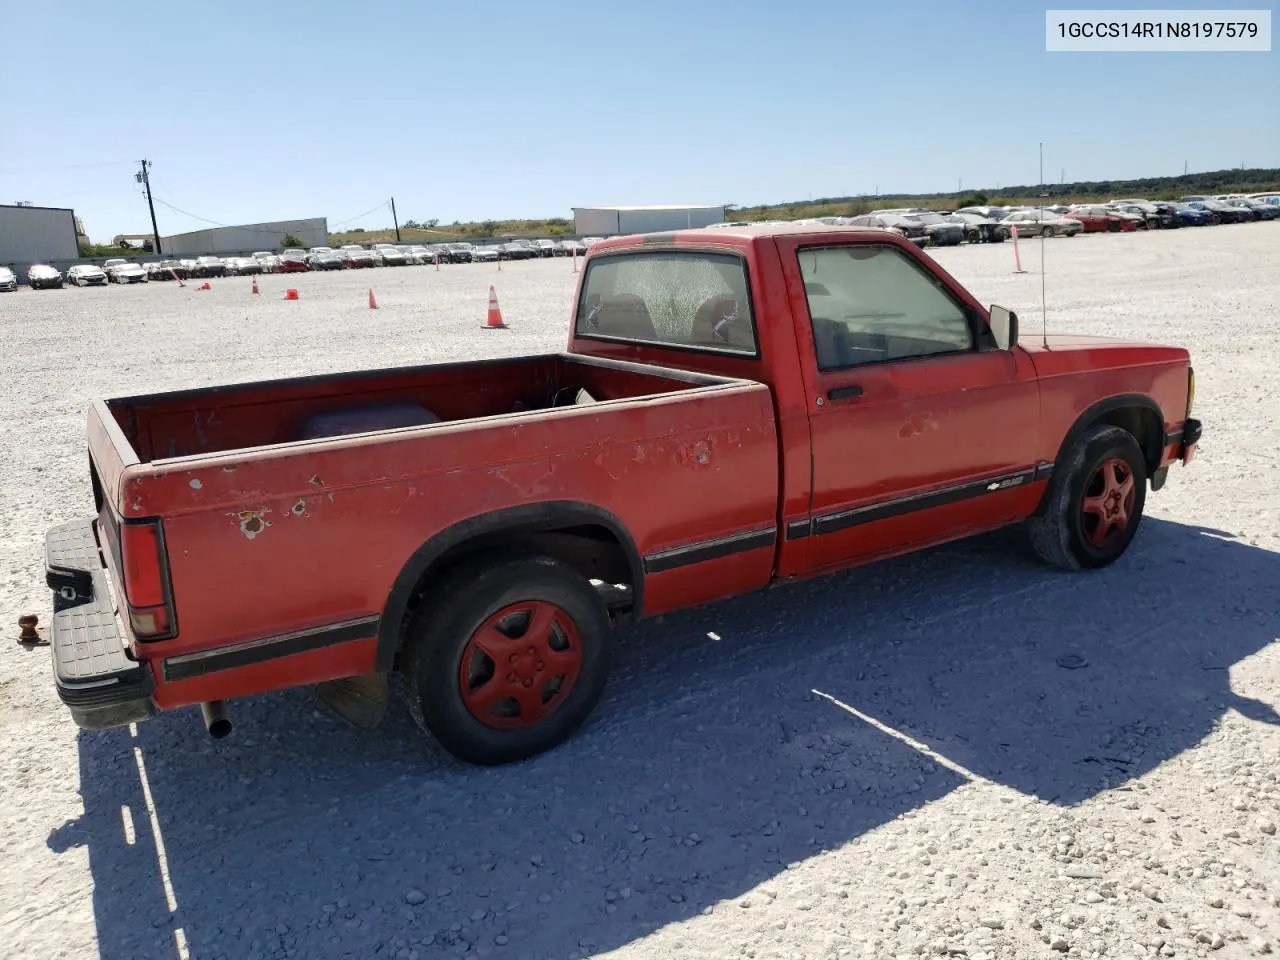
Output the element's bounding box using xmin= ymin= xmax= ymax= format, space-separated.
xmin=376 ymin=501 xmax=643 ymax=671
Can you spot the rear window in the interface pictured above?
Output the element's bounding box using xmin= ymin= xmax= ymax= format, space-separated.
xmin=575 ymin=251 xmax=757 ymax=355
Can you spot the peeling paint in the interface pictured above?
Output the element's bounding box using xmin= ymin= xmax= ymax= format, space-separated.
xmin=189 ymin=478 xmax=203 ymax=490
xmin=678 ymin=439 xmax=714 ymax=467
xmin=222 ymin=465 xmax=237 ymax=473
xmin=493 ymin=461 xmax=559 ymax=497
xmin=327 ymin=492 xmax=334 ymax=503
xmin=232 ymin=509 xmax=272 ymax=540
xmin=291 ymin=499 xmax=307 ymax=517
xmin=898 ymin=412 xmax=939 ymax=440
xmin=309 ymin=475 xmax=324 ymax=486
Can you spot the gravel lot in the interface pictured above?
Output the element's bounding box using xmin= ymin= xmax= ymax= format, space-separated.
xmin=1 ymin=227 xmax=1277 ymax=960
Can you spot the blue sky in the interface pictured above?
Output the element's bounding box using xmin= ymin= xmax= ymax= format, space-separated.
xmin=1 ymin=1 xmax=1275 ymax=241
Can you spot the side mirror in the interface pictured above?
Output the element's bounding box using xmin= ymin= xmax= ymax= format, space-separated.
xmin=988 ymin=305 xmax=1018 ymax=351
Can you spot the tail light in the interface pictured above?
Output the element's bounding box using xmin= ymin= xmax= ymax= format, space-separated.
xmin=119 ymin=520 xmax=176 ymax=639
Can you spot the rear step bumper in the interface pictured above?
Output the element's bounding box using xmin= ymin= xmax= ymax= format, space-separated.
xmin=45 ymin=518 xmax=155 ymax=730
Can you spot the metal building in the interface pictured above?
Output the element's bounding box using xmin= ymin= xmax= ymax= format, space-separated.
xmin=0 ymin=204 xmax=80 ymax=276
xmin=572 ymin=205 xmax=727 ymax=237
xmin=161 ymin=217 xmax=329 ymax=256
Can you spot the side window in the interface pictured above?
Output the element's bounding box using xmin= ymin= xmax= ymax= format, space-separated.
xmin=799 ymin=245 xmax=975 ymax=371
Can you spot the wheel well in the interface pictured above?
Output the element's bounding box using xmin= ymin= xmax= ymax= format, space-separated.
xmin=425 ymin=524 xmax=634 ymax=591
xmin=1036 ymin=398 xmax=1166 ymax=518
xmin=1086 ymin=405 xmax=1164 ymax=474
xmin=384 ymin=521 xmax=638 ymax=671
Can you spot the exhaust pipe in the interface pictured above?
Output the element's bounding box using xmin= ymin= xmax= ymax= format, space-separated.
xmin=200 ymin=700 xmax=232 ymax=739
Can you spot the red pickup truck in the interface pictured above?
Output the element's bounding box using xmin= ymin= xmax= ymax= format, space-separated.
xmin=40 ymin=224 xmax=1200 ymax=765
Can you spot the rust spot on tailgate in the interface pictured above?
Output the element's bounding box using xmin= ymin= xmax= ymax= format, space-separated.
xmin=309 ymin=474 xmax=324 ymax=486
xmin=291 ymin=499 xmax=308 ymax=517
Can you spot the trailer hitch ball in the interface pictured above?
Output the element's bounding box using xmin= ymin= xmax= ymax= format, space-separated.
xmin=17 ymin=614 xmax=45 ymax=646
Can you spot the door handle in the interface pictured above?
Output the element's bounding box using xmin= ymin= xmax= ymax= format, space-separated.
xmin=827 ymin=385 xmax=864 ymax=402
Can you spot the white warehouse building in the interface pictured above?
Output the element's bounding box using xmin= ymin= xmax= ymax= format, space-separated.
xmin=0 ymin=204 xmax=80 ymax=276
xmin=161 ymin=217 xmax=329 ymax=256
xmin=572 ymin=205 xmax=727 ymax=237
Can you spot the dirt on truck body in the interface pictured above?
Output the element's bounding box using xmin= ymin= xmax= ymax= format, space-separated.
xmin=41 ymin=224 xmax=1201 ymax=765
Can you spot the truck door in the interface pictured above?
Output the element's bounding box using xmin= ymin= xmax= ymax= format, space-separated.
xmin=776 ymin=237 xmax=1044 ymax=573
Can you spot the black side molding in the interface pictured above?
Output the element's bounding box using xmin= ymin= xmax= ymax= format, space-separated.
xmin=642 ymin=527 xmax=776 ymax=574
xmin=163 ymin=615 xmax=380 ymax=682
xmin=813 ymin=467 xmax=1039 ymax=536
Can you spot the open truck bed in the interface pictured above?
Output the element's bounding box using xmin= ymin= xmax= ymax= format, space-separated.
xmin=63 ymin=352 xmax=781 ymax=729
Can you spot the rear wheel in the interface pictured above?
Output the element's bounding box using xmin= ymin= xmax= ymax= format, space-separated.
xmin=1027 ymin=425 xmax=1148 ymax=571
xmin=401 ymin=553 xmax=613 ymax=765
xmin=1040 ymin=226 xmax=1054 ymax=238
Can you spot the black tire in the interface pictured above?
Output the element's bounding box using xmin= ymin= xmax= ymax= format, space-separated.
xmin=1027 ymin=424 xmax=1148 ymax=571
xmin=401 ymin=553 xmax=613 ymax=765
xmin=1040 ymin=226 xmax=1054 ymax=238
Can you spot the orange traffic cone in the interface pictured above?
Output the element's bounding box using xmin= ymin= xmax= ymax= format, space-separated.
xmin=285 ymin=288 xmax=299 ymax=300
xmin=368 ymin=288 xmax=378 ymax=309
xmin=251 ymin=276 xmax=260 ymax=295
xmin=482 ymin=285 xmax=508 ymax=330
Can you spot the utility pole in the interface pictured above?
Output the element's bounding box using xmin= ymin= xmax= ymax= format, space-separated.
xmin=136 ymin=160 xmax=162 ymax=254
xmin=390 ymin=197 xmax=401 ymax=242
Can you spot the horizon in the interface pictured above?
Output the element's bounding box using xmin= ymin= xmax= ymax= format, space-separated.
xmin=2 ymin=1 xmax=1275 ymax=242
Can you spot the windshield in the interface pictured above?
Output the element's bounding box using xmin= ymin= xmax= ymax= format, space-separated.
xmin=575 ymin=251 xmax=757 ymax=355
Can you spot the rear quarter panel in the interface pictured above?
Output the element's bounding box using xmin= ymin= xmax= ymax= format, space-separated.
xmin=121 ymin=382 xmax=779 ymax=703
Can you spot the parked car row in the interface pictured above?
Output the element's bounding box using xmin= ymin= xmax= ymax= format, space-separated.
xmin=708 ymin=191 xmax=1280 ymax=245
xmin=5 ymin=191 xmax=1273 ymax=292
xmin=0 ymin=237 xmax=605 ymax=291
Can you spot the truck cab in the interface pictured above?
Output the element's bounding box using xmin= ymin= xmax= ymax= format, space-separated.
xmin=567 ymin=225 xmax=1196 ymax=579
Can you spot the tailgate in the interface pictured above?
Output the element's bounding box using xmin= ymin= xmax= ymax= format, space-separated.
xmin=85 ymin=399 xmax=143 ymax=618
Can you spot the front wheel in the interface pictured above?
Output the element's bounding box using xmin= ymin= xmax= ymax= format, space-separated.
xmin=401 ymin=553 xmax=613 ymax=765
xmin=1027 ymin=424 xmax=1148 ymax=571
xmin=1040 ymin=226 xmax=1054 ymax=238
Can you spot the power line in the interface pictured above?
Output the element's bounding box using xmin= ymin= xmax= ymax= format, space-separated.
xmin=331 ymin=200 xmax=392 ymax=228
xmin=153 ymin=194 xmax=393 ymax=234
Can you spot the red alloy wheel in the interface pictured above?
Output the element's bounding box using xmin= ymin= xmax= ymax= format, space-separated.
xmin=457 ymin=601 xmax=583 ymax=730
xmin=1080 ymin=457 xmax=1136 ymax=549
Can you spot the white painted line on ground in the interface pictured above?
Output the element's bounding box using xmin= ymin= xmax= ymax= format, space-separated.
xmin=130 ymin=723 xmax=188 ymax=959
xmin=131 ymin=744 xmax=178 ymax=913
xmin=812 ymin=688 xmax=992 ymax=785
xmin=120 ymin=805 xmax=136 ymax=846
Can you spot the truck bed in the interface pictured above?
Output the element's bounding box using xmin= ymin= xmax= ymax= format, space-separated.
xmin=85 ymin=353 xmax=782 ymax=685
xmin=102 ymin=353 xmax=739 ymax=462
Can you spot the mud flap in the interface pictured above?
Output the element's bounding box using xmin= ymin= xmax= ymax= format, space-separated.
xmin=315 ymin=673 xmax=390 ymax=731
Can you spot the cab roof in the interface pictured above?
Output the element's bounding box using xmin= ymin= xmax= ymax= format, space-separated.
xmin=587 ymin=223 xmax=900 ymax=254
